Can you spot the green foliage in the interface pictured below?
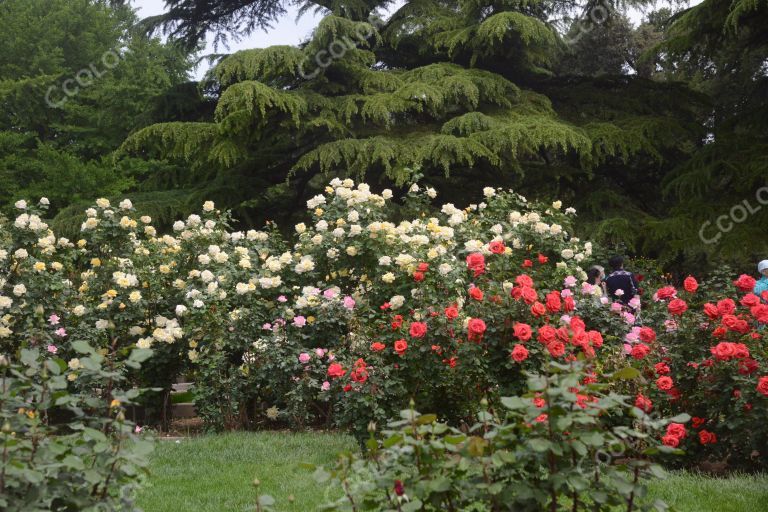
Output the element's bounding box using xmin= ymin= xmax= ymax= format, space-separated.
xmin=0 ymin=343 xmax=153 ymax=511
xmin=317 ymin=362 xmax=676 ymax=511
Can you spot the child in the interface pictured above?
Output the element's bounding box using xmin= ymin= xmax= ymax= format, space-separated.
xmin=754 ymin=260 xmax=768 ymax=299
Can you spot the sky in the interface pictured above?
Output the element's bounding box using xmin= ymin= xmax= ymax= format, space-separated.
xmin=130 ymin=0 xmax=691 ymax=78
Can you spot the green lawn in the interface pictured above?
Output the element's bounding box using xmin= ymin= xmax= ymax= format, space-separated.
xmin=136 ymin=432 xmax=356 ymax=512
xmin=137 ymin=432 xmax=768 ymax=512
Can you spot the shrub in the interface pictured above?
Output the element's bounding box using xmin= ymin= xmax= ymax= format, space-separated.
xmin=314 ymin=362 xmax=679 ymax=511
xmin=0 ymin=342 xmax=152 ymax=511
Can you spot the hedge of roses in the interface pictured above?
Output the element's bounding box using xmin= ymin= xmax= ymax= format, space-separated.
xmin=2 ymin=179 xmax=767 ymax=471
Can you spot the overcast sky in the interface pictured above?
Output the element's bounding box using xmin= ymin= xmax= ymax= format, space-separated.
xmin=129 ymin=0 xmax=691 ymax=78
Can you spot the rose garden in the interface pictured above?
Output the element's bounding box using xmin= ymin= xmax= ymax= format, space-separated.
xmin=2 ymin=179 xmax=767 ymax=510
xmin=3 ymin=0 xmax=768 ymax=510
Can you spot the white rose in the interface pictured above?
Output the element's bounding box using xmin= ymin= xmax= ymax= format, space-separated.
xmin=12 ymin=284 xmax=26 ymax=296
xmin=14 ymin=199 xmax=27 ymax=209
xmin=119 ymin=199 xmax=133 ymax=210
xmin=203 ymin=201 xmax=215 ymax=212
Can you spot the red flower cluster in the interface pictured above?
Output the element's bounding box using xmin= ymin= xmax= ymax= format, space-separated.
xmin=466 ymin=253 xmax=485 ymax=277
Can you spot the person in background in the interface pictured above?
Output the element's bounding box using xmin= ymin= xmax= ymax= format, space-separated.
xmin=753 ymin=260 xmax=768 ymax=299
xmin=605 ymin=255 xmax=640 ymax=306
xmin=587 ymin=265 xmax=607 ymax=297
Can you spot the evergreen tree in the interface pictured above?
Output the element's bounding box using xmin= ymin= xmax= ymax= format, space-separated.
xmin=124 ymin=0 xmax=706 ymax=241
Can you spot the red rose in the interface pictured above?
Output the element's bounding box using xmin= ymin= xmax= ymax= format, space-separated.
xmin=661 ymin=434 xmax=680 ymax=447
xmin=666 ymin=422 xmax=687 ymax=439
xmin=380 ymin=302 xmax=391 ymax=311
xmin=537 ymin=325 xmax=557 ymax=345
xmin=513 ymin=322 xmax=532 ymax=342
xmin=469 ymin=287 xmax=484 ymax=301
xmin=413 ymin=271 xmax=425 ymax=282
xmin=522 ymin=259 xmax=533 ymax=268
xmin=537 ymin=253 xmax=549 ymax=264
xmin=394 ymin=339 xmax=408 ymax=355
xmin=656 ymin=376 xmax=674 ymax=391
xmin=327 ymin=363 xmax=346 ymax=378
xmin=417 ymin=262 xmax=429 ymax=272
xmin=741 ymin=293 xmax=760 ymax=307
xmin=564 ymin=296 xmax=575 ymax=312
xmin=703 ymin=303 xmax=719 ymax=319
xmin=489 ymin=240 xmax=505 ymax=254
xmin=391 ymin=315 xmax=403 ymax=330
xmin=533 ymin=396 xmax=546 ymax=408
xmin=545 ymin=291 xmax=562 ymax=313
xmin=588 ymin=330 xmax=603 ymax=348
xmin=444 ymin=305 xmax=459 ymax=320
xmin=733 ymin=343 xmax=750 ymax=359
xmin=751 ymin=304 xmax=768 ymax=323
xmin=467 ymin=318 xmax=487 ymax=341
xmin=515 ymin=274 xmax=534 ymax=288
xmin=635 ymin=393 xmax=652 ymax=412
xmin=520 ymin=286 xmax=538 ymax=304
xmin=351 ymin=366 xmax=368 ymax=383
xmin=722 ymin=314 xmax=739 ymax=329
xmin=711 ymin=342 xmax=735 ymax=361
xmin=668 ymin=298 xmax=688 ymax=316
xmin=510 ymin=344 xmax=529 ymax=362
xmin=547 ymin=341 xmax=565 ymax=357
xmin=656 ymin=286 xmax=677 ymax=300
xmin=466 ymin=253 xmax=486 ymax=277
xmin=630 ymin=343 xmax=651 ymax=360
xmin=716 ymin=298 xmax=736 ymax=316
xmin=409 ymin=322 xmax=427 ymax=338
xmin=738 ymin=358 xmax=759 ymax=375
xmin=394 ymin=480 xmax=405 ymax=496
xmin=734 ymin=274 xmax=757 ymax=292
xmin=692 ymin=417 xmax=706 ymax=429
xmin=757 ymin=376 xmax=768 ymax=397
xmin=683 ymin=276 xmax=698 ymax=293
xmin=370 ymin=342 xmax=386 ymax=352
xmin=531 ymin=301 xmax=547 ymax=317
xmin=698 ymin=430 xmax=717 ymax=445
xmin=639 ymin=327 xmax=656 ymax=343
xmin=654 ymin=362 xmax=671 ymax=375
xmin=712 ymin=326 xmax=727 ymax=338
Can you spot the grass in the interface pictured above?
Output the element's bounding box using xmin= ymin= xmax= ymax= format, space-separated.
xmin=136 ymin=431 xmax=356 ymax=512
xmin=138 ymin=432 xmax=768 ymax=512
xmin=647 ymin=471 xmax=768 ymax=512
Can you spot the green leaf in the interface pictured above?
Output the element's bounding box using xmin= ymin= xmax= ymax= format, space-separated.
xmin=668 ymin=413 xmax=691 ymax=424
xmin=71 ymin=340 xmax=94 ymax=355
xmin=611 ymin=367 xmax=640 ymax=380
xmin=500 ymin=396 xmax=527 ymax=410
xmin=528 ymin=438 xmax=551 ymax=452
xmin=416 ymin=414 xmax=437 ymax=425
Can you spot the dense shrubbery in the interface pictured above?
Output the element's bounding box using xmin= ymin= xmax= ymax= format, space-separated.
xmin=2 ymin=178 xmax=767 ymax=506
xmin=0 ymin=342 xmax=152 ymax=511
xmin=316 ymin=362 xmax=679 ymax=512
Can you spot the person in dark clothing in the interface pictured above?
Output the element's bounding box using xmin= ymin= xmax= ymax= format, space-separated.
xmin=604 ymin=256 xmax=640 ymax=306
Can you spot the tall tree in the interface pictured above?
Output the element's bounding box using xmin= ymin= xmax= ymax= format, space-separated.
xmin=124 ymin=0 xmax=706 ymax=236
xmin=0 ymin=0 xmax=200 ymax=228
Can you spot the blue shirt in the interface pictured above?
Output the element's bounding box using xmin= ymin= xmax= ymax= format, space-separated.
xmin=754 ymin=277 xmax=768 ymax=300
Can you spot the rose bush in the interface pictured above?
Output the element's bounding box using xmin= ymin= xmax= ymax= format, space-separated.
xmin=3 ymin=179 xmax=766 ymax=472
